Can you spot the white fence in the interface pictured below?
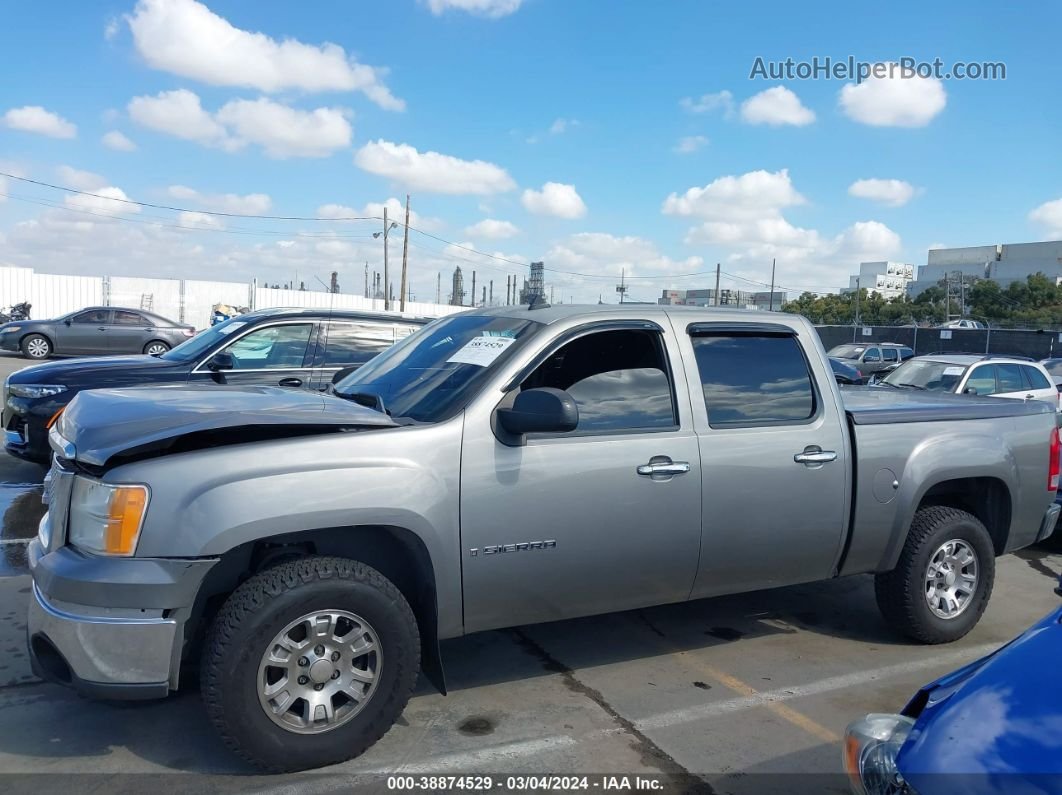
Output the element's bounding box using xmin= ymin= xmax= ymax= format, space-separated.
xmin=0 ymin=266 xmax=463 ymax=329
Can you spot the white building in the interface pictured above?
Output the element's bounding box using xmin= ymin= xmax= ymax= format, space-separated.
xmin=844 ymin=261 xmax=915 ymax=299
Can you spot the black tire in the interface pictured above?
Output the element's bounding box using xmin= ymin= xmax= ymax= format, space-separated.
xmin=143 ymin=340 xmax=170 ymax=355
xmin=875 ymin=506 xmax=995 ymax=644
xmin=201 ymin=556 xmax=420 ymax=772
xmin=20 ymin=333 xmax=51 ymax=360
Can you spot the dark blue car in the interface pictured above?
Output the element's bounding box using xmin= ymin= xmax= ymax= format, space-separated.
xmin=844 ymin=578 xmax=1062 ymax=794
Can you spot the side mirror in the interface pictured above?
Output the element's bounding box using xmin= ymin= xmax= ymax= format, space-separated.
xmin=963 ymin=387 xmax=978 ymax=395
xmin=497 ymin=388 xmax=579 ymax=436
xmin=332 ymin=365 xmax=359 ymax=384
xmin=207 ymin=351 xmax=235 ymax=371
xmin=64 ymin=318 xmax=72 ymax=326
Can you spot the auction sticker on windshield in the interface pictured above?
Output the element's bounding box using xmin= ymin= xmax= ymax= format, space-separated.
xmin=447 ymin=335 xmax=516 ymax=367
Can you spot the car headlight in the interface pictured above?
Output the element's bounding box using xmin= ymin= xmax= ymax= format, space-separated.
xmin=0 ymin=326 xmax=19 ymax=334
xmin=8 ymin=384 xmax=67 ymax=398
xmin=68 ymin=476 xmax=149 ymax=556
xmin=843 ymin=714 xmax=915 ymax=795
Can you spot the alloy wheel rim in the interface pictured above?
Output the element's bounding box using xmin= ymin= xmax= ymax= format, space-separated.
xmin=924 ymin=538 xmax=979 ymax=619
xmin=146 ymin=343 xmax=167 ymax=355
xmin=256 ymin=609 xmax=382 ymax=734
xmin=27 ymin=339 xmax=48 ymax=357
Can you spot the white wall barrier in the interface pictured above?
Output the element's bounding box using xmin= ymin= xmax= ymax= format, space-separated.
xmin=0 ymin=266 xmax=464 ymax=328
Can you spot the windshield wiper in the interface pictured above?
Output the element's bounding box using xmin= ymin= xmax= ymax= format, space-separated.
xmin=896 ymin=382 xmax=927 ymax=390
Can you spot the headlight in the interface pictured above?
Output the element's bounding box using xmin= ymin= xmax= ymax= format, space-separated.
xmin=68 ymin=476 xmax=149 ymax=556
xmin=0 ymin=326 xmax=19 ymax=334
xmin=843 ymin=714 xmax=915 ymax=795
xmin=8 ymin=384 xmax=67 ymax=399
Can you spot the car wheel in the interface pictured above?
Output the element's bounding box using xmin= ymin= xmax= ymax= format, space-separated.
xmin=875 ymin=506 xmax=995 ymax=644
xmin=20 ymin=334 xmax=52 ymax=360
xmin=143 ymin=341 xmax=170 ymax=356
xmin=201 ymin=556 xmax=420 ymax=772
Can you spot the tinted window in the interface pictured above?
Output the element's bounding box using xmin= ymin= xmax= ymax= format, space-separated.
xmin=319 ymin=321 xmax=408 ymax=367
xmin=1023 ymin=366 xmax=1051 ymax=390
xmin=900 ymin=347 xmax=914 ymax=360
xmin=863 ymin=348 xmax=882 ymax=362
xmin=72 ymin=309 xmax=110 ymax=324
xmin=882 ymin=348 xmax=899 ymax=362
xmin=520 ymin=329 xmax=676 ymax=432
xmin=222 ymin=323 xmax=314 ymax=370
xmin=997 ymin=364 xmax=1023 ymax=392
xmin=691 ymin=334 xmax=815 ymax=427
xmin=113 ymin=310 xmax=148 ymax=326
xmin=964 ymin=366 xmax=996 ymax=395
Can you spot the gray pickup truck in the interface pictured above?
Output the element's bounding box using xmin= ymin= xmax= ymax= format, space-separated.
xmin=26 ymin=305 xmax=1061 ymax=772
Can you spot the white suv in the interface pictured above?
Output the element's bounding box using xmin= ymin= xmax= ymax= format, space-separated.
xmin=878 ymin=354 xmax=1060 ymax=410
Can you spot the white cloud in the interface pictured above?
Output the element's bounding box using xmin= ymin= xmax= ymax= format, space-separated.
xmin=465 ymin=218 xmax=519 ymax=239
xmin=316 ymin=198 xmax=443 ymax=232
xmin=664 ymin=168 xmax=902 ymax=292
xmin=521 ymin=182 xmax=587 ymax=219
xmin=167 ymin=185 xmax=272 ymax=214
xmin=848 ymin=178 xmax=918 ymax=207
xmin=128 ymin=89 xmax=237 ymax=149
xmin=662 ymin=169 xmax=805 ymax=222
xmin=104 ymin=16 xmax=119 ymax=40
xmin=740 ymin=86 xmax=815 ymax=126
xmin=215 ymin=98 xmax=352 ymax=158
xmin=354 ymin=140 xmax=515 ymax=195
xmin=673 ymin=135 xmax=708 ymax=154
xmin=0 ymin=176 xmax=6 ymax=203
xmin=102 ymin=130 xmax=137 ymax=151
xmin=3 ymin=106 xmax=77 ymax=139
xmin=549 ymin=118 xmax=578 ymax=135
xmin=128 ymin=90 xmax=351 ymax=158
xmin=839 ymin=65 xmax=946 ymax=127
xmin=425 ymin=0 xmax=523 ymax=18
xmin=126 ymin=0 xmax=404 ymax=110
xmin=178 ymin=211 xmax=225 ymax=230
xmin=64 ymin=186 xmax=140 ymax=217
xmin=928 ymin=242 xmax=947 ymax=250
xmin=56 ymin=166 xmax=108 ymax=192
xmin=679 ymin=90 xmax=734 ymax=116
xmin=1029 ymin=199 xmax=1062 ymax=238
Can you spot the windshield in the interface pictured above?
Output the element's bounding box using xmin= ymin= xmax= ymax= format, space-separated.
xmin=828 ymin=345 xmax=866 ymax=360
xmin=881 ymin=360 xmax=968 ymax=391
xmin=161 ymin=315 xmax=253 ymax=363
xmin=334 ymin=314 xmax=541 ymax=422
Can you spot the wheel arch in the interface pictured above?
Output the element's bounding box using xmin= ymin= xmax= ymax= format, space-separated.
xmin=143 ymin=339 xmax=171 ymax=353
xmin=186 ymin=524 xmax=446 ymax=695
xmin=20 ymin=330 xmax=53 ymax=354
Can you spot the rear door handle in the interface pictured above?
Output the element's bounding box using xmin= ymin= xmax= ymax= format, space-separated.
xmin=1026 ymin=394 xmax=1035 ymax=400
xmin=794 ymin=446 xmax=837 ymax=466
xmin=278 ymin=377 xmax=303 ymax=388
xmin=637 ymin=456 xmax=690 ymax=479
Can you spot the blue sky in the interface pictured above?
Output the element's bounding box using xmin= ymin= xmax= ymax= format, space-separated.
xmin=1 ymin=0 xmax=1061 ymax=304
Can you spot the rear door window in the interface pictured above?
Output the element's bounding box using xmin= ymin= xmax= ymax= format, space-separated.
xmin=689 ymin=333 xmax=816 ymax=427
xmin=996 ymin=364 xmax=1024 ymax=392
xmin=882 ymin=348 xmax=899 ymax=362
xmin=1022 ymin=366 xmax=1051 ymax=390
xmin=317 ymin=321 xmax=406 ymax=368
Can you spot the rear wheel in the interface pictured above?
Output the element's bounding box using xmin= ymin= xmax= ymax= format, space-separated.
xmin=875 ymin=506 xmax=995 ymax=644
xmin=143 ymin=340 xmax=170 ymax=356
xmin=20 ymin=334 xmax=51 ymax=360
xmin=201 ymin=556 xmax=420 ymax=772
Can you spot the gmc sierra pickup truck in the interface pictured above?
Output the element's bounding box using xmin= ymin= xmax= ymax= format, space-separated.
xmin=26 ymin=304 xmax=1061 ymax=772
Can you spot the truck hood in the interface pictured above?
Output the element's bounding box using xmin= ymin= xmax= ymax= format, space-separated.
xmin=54 ymin=385 xmax=397 ymax=467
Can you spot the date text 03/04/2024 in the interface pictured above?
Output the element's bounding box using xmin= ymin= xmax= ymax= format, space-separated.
xmin=386 ymin=776 xmax=667 ymax=791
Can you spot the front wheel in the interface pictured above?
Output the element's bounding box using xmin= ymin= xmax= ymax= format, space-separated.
xmin=201 ymin=556 xmax=420 ymax=772
xmin=20 ymin=334 xmax=51 ymax=359
xmin=875 ymin=506 xmax=995 ymax=644
xmin=143 ymin=340 xmax=170 ymax=356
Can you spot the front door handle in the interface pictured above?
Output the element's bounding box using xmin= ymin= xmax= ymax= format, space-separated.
xmin=794 ymin=446 xmax=837 ymax=467
xmin=278 ymin=377 xmax=303 ymax=388
xmin=637 ymin=456 xmax=691 ymax=479
xmin=1025 ymin=394 xmax=1035 ymax=400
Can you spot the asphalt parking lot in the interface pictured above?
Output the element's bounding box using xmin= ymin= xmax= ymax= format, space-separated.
xmin=0 ymin=351 xmax=1060 ymax=791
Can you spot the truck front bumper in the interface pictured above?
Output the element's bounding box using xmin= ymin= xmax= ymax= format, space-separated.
xmin=27 ymin=535 xmax=218 ymax=700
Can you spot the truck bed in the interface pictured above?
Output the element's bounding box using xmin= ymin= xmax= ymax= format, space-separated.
xmin=841 ymin=386 xmax=1054 ymax=425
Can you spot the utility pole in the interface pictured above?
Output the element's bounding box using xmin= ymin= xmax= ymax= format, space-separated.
xmin=383 ymin=207 xmax=390 ymax=311
xmin=470 ymin=271 xmax=477 ymax=307
xmin=714 ymin=263 xmax=721 ymax=306
xmin=853 ymin=276 xmax=861 ymax=342
xmin=769 ymin=258 xmax=776 ymax=311
xmin=400 ymin=195 xmax=410 ymax=312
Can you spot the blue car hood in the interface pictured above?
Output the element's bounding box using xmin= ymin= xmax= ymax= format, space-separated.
xmin=898 ymin=604 xmax=1062 ymax=789
xmin=55 ymin=384 xmax=397 ymax=467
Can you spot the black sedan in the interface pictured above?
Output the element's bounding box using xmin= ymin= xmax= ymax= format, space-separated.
xmin=3 ymin=307 xmax=427 ymax=463
xmin=829 ymin=356 xmax=863 ymax=385
xmin=0 ymin=307 xmax=196 ymax=359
